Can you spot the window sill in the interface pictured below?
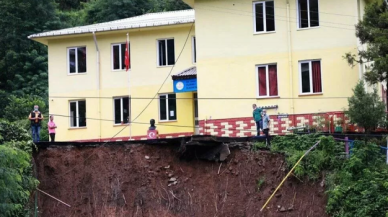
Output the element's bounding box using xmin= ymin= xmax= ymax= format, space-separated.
xmin=299 ymin=93 xmax=323 ymax=97
xmin=256 ymin=96 xmax=280 ymax=99
xmin=113 ymin=124 xmax=130 ymax=127
xmin=112 ymin=69 xmax=131 ymax=72
xmin=68 ymin=127 xmax=87 ymax=130
xmin=253 ymin=31 xmax=276 ymax=35
xmin=68 ymin=73 xmax=87 ymax=76
xmin=158 ymin=120 xmax=177 ymax=124
xmin=296 ymin=26 xmax=320 ymax=31
xmin=157 ymin=65 xmax=174 ymax=68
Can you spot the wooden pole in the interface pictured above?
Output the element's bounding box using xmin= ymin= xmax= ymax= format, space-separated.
xmin=260 ymin=141 xmax=320 ymax=212
xmin=36 ymin=188 xmax=71 ymax=207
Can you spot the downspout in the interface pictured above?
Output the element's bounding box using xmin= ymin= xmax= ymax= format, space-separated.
xmin=286 ymin=1 xmax=295 ymax=126
xmin=93 ymin=32 xmax=102 ymax=142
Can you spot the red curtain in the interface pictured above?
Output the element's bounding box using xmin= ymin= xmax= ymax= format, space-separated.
xmin=312 ymin=61 xmax=322 ymax=93
xmin=258 ymin=67 xmax=267 ymax=96
xmin=268 ymin=65 xmax=278 ymax=96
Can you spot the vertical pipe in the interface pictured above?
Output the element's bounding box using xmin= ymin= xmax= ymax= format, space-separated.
xmin=286 ymin=1 xmax=295 ymax=127
xmin=92 ymin=32 xmax=101 ymax=142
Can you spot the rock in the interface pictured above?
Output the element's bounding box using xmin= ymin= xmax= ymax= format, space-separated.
xmin=287 ymin=205 xmax=294 ymax=211
xmin=169 ymin=177 xmax=177 ymax=182
xmin=173 ymin=181 xmax=178 ymax=185
xmin=145 ymin=156 xmax=150 ymax=160
xmin=275 ymin=194 xmax=282 ymax=198
xmin=168 ymin=173 xmax=174 ymax=178
xmin=130 ymin=150 xmax=133 ymax=153
xmin=280 ymin=207 xmax=286 ymax=212
xmin=168 ymin=183 xmax=173 ymax=187
xmin=164 ymin=165 xmax=170 ymax=169
xmin=228 ymin=166 xmax=233 ymax=171
xmin=277 ymin=205 xmax=281 ymax=209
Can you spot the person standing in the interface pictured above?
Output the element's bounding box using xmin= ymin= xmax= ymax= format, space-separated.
xmin=28 ymin=105 xmax=43 ymax=143
xmin=48 ymin=115 xmax=57 ymax=142
xmin=252 ymin=104 xmax=262 ymax=136
xmin=262 ymin=110 xmax=271 ymax=147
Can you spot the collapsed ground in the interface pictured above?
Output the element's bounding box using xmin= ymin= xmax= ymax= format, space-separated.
xmin=33 ymin=141 xmax=327 ymax=217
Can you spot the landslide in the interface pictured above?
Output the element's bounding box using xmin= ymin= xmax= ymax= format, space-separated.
xmin=34 ymin=143 xmax=327 ymax=217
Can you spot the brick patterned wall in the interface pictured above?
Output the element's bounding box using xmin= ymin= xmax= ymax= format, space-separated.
xmin=199 ymin=112 xmax=363 ymax=137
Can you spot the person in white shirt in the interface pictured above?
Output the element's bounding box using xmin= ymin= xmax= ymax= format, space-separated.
xmin=262 ymin=110 xmax=271 ymax=147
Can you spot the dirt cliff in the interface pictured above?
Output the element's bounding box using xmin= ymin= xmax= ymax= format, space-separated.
xmin=34 ymin=142 xmax=327 ymax=217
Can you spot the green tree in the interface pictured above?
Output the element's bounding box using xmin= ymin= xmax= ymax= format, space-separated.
xmin=149 ymin=0 xmax=190 ymax=12
xmin=0 ymin=0 xmax=63 ymax=97
xmin=3 ymin=95 xmax=47 ymax=122
xmin=347 ymin=81 xmax=386 ymax=132
xmin=0 ymin=120 xmax=38 ymax=216
xmin=83 ymin=0 xmax=153 ymax=24
xmin=344 ymin=0 xmax=388 ymax=85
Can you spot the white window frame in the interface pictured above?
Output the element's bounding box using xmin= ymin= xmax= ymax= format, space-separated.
xmin=156 ymin=38 xmax=175 ymax=67
xmin=296 ymin=0 xmax=320 ymax=29
xmin=111 ymin=43 xmax=130 ymax=71
xmin=252 ymin=1 xmax=276 ymax=34
xmin=113 ymin=97 xmax=130 ymax=125
xmin=67 ymin=46 xmax=87 ymax=75
xmin=255 ymin=64 xmax=279 ymax=98
xmin=192 ymin=36 xmax=196 ymax=64
xmin=69 ymin=100 xmax=86 ymax=128
xmin=298 ymin=59 xmax=323 ymax=95
xmin=158 ymin=93 xmax=177 ymax=122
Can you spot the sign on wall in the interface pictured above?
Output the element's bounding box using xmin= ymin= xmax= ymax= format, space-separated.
xmin=173 ymin=78 xmax=197 ymax=93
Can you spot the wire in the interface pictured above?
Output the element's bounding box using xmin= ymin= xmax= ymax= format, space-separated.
xmin=48 ymin=96 xmax=353 ymax=100
xmin=101 ymin=22 xmax=195 ymax=143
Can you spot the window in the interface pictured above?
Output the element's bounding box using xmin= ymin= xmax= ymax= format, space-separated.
xmin=253 ymin=1 xmax=275 ymax=33
xmin=112 ymin=43 xmax=130 ymax=70
xmin=157 ymin=39 xmax=175 ymax=66
xmin=297 ymin=0 xmax=319 ymax=29
xmin=114 ymin=97 xmax=130 ymax=124
xmin=299 ymin=60 xmax=322 ymax=94
xmin=192 ymin=36 xmax=196 ymax=63
xmin=68 ymin=47 xmax=87 ymax=74
xmin=69 ymin=100 xmax=86 ymax=127
xmin=257 ymin=64 xmax=278 ymax=97
xmin=159 ymin=94 xmax=177 ymax=121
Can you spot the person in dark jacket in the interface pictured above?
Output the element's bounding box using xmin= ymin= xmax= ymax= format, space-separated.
xmin=28 ymin=105 xmax=44 ymax=143
xmin=252 ymin=104 xmax=262 ymax=136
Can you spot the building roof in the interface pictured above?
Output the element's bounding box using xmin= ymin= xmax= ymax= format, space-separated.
xmin=28 ymin=9 xmax=195 ymax=39
xmin=172 ymin=66 xmax=196 ymax=80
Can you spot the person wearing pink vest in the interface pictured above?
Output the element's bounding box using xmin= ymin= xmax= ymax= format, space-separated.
xmin=48 ymin=115 xmax=57 ymax=142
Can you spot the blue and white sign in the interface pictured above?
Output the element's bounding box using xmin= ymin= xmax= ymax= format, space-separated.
xmin=173 ymin=78 xmax=197 ymax=93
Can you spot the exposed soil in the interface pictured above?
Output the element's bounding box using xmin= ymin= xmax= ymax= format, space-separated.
xmin=34 ymin=143 xmax=328 ymax=217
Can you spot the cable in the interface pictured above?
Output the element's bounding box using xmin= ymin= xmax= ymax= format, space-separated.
xmin=48 ymin=96 xmax=353 ymax=100
xmin=101 ymin=22 xmax=195 ymax=143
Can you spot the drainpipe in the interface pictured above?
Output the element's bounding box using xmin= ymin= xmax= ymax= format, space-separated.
xmin=286 ymin=1 xmax=295 ymax=126
xmin=356 ymin=0 xmax=368 ymax=92
xmin=93 ymin=32 xmax=102 ymax=142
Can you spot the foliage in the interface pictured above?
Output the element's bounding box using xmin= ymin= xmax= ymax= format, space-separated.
xmin=344 ymin=0 xmax=388 ymax=85
xmin=347 ymin=80 xmax=386 ymax=132
xmin=3 ymin=95 xmax=47 ymax=122
xmin=0 ymin=146 xmax=38 ymax=217
xmin=0 ymin=0 xmax=64 ymax=97
xmin=0 ymin=120 xmax=38 ymax=216
xmin=270 ymin=134 xmax=344 ymax=180
xmin=149 ymin=0 xmax=190 ymax=12
xmin=252 ymin=142 xmax=267 ymax=151
xmin=326 ymin=141 xmax=388 ymax=217
xmin=256 ymin=176 xmax=265 ymax=191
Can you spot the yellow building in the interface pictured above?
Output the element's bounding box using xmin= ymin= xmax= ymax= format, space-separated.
xmin=29 ymin=0 xmax=381 ymax=141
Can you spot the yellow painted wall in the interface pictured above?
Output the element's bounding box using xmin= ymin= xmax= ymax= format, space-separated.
xmin=194 ymin=0 xmax=362 ymax=119
xmin=48 ymin=25 xmax=196 ymax=141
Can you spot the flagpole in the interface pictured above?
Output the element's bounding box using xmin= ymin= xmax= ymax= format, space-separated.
xmin=127 ymin=33 xmax=132 ymax=141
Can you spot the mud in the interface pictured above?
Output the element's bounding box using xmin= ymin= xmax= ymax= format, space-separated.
xmin=34 ymin=143 xmax=328 ymax=217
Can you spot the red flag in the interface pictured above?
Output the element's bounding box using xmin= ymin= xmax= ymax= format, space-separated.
xmin=125 ymin=34 xmax=130 ymax=71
